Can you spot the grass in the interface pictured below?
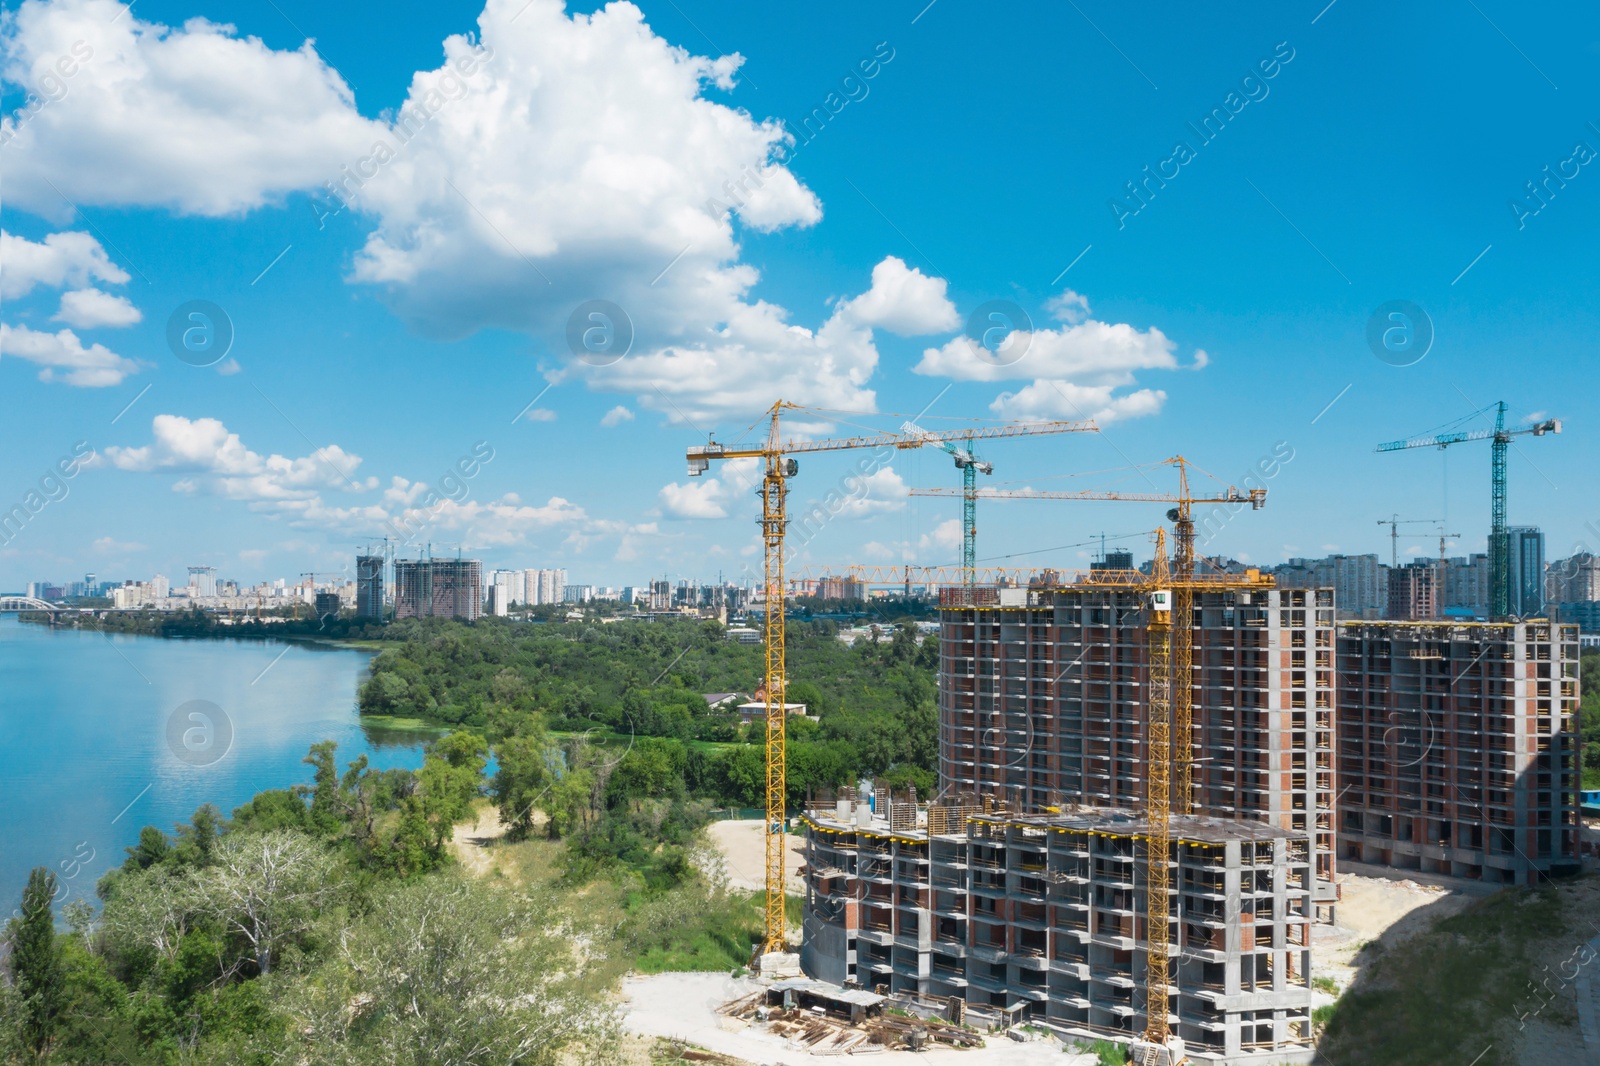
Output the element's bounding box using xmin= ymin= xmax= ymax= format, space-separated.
xmin=1087 ymin=1039 xmax=1125 ymax=1066
xmin=360 ymin=714 xmax=449 ymax=733
xmin=1311 ymin=975 xmax=1340 ymax=995
xmin=1317 ymin=883 xmax=1577 ymax=1066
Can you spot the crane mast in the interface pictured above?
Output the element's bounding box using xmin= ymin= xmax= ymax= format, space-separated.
xmin=687 ymin=401 xmax=1096 ymax=956
xmin=1144 ymin=528 xmax=1175 ymax=1049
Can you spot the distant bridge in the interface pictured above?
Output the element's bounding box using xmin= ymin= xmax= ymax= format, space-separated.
xmin=0 ymin=596 xmax=66 ymax=612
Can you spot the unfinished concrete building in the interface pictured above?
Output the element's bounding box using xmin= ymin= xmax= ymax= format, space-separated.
xmin=937 ymin=583 xmax=1336 ymax=912
xmin=800 ymin=800 xmax=1316 ymax=1065
xmin=799 ymin=578 xmax=1332 ymax=1063
xmin=1335 ymin=620 xmax=1581 ymax=884
xmin=393 ymin=557 xmax=483 ymax=621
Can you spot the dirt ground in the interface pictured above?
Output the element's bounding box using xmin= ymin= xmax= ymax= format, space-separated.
xmin=620 ymin=972 xmax=1099 ymax=1066
xmin=704 ymin=819 xmax=806 ymax=895
xmin=449 ymin=800 xmax=509 ymax=877
xmin=1310 ymin=866 xmax=1486 ymax=990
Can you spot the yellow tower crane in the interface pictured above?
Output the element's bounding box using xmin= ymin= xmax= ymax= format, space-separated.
xmin=913 ymin=457 xmax=1270 ymax=1061
xmin=686 ymin=401 xmax=1098 ymax=955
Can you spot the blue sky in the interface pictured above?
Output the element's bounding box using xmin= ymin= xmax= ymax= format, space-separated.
xmin=1 ymin=0 xmax=1596 ymax=591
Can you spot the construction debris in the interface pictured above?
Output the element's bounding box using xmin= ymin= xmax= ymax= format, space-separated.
xmin=718 ymin=978 xmax=985 ymax=1054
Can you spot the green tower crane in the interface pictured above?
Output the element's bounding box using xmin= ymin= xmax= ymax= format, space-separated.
xmin=1377 ymin=402 xmax=1560 ymax=619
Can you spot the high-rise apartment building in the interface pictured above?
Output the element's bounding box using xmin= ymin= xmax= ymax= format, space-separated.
xmin=1506 ymin=526 xmax=1545 ymax=618
xmin=1385 ymin=562 xmax=1436 ymax=621
xmin=1441 ymin=553 xmax=1490 ymax=618
xmin=393 ymin=558 xmax=482 ymax=621
xmin=1273 ymin=554 xmax=1385 ymax=619
xmin=356 ymin=554 xmax=385 ymax=618
xmin=1335 ymin=620 xmax=1579 ymax=884
xmin=1548 ymin=551 xmax=1600 ymax=605
xmin=936 ymin=583 xmax=1336 ymax=902
xmin=187 ymin=565 xmax=218 ymax=599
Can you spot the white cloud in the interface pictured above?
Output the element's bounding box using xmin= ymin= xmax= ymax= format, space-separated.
xmin=520 ymin=408 xmax=557 ymax=422
xmin=53 ymin=287 xmax=141 ymax=328
xmin=580 ymin=254 xmax=958 ymax=426
xmin=0 ymin=0 xmax=386 ymax=217
xmin=833 ymin=256 xmax=957 ymax=335
xmin=216 ymin=358 xmax=242 ymax=375
xmin=91 ymin=536 xmax=145 ymax=553
xmin=912 ymin=299 xmax=1204 ymax=426
xmin=0 ymin=230 xmax=129 ymax=298
xmin=919 ymin=518 xmax=962 ymax=554
xmin=345 ymin=0 xmax=820 ymax=352
xmin=914 ymin=317 xmax=1188 ymax=384
xmin=105 ymin=415 xmax=374 ymax=500
xmin=600 ymin=404 xmax=634 ymax=427
xmin=0 ymin=323 xmax=139 ymax=386
xmin=793 ymin=465 xmax=909 ymax=518
xmin=106 ymin=414 xmax=640 ymax=551
xmin=383 ymin=494 xmax=590 ymax=547
xmin=1044 ymin=288 xmax=1091 ymax=325
xmin=988 ymin=380 xmax=1167 ymax=424
xmin=658 ymin=456 xmax=759 ymax=519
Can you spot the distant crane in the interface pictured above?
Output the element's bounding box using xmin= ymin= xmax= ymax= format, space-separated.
xmin=686 ymin=401 xmax=1097 ymax=956
xmin=1378 ymin=402 xmax=1560 ymax=618
xmin=1376 ymin=515 xmax=1444 ymax=569
xmin=298 ymin=572 xmax=346 ymax=622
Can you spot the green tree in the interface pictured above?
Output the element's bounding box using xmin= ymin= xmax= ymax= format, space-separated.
xmin=278 ymin=874 xmax=618 ymax=1065
xmin=123 ymin=825 xmax=171 ymax=871
xmin=7 ymin=867 xmax=65 ymax=1057
xmin=197 ymin=830 xmax=337 ymax=976
xmin=491 ymin=731 xmax=554 ymax=838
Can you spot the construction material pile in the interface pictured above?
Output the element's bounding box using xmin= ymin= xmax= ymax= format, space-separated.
xmin=719 ymin=987 xmax=984 ymax=1054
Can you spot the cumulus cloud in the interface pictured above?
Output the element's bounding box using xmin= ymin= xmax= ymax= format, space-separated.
xmin=1044 ymin=288 xmax=1091 ymax=325
xmin=0 ymin=323 xmax=139 ymax=385
xmin=0 ymin=0 xmax=925 ymax=425
xmin=0 ymin=230 xmax=130 ymax=297
xmin=105 ymin=414 xmax=374 ymax=499
xmin=658 ymin=457 xmax=759 ymax=519
xmin=600 ymin=405 xmax=634 ymax=427
xmin=913 ymin=295 xmax=1206 ymax=425
xmin=105 ymin=414 xmax=643 ymax=550
xmin=345 ymin=1 xmax=819 ymax=343
xmin=579 ymin=254 xmax=959 ymax=426
xmin=988 ymin=380 xmax=1167 ymax=424
xmin=833 ymin=257 xmax=958 ymax=335
xmin=914 ymin=317 xmax=1187 ymax=385
xmin=0 ymin=0 xmax=1205 ymax=433
xmin=792 ymin=465 xmax=909 ymax=518
xmin=0 ymin=0 xmax=386 ymax=217
xmin=919 ymin=518 xmax=962 ymax=554
xmin=53 ymin=287 xmax=141 ymax=328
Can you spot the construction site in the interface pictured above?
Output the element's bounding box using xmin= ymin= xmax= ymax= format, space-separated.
xmin=675 ymin=400 xmax=1581 ymax=1065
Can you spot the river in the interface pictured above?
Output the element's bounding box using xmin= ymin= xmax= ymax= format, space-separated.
xmin=0 ymin=615 xmax=430 ymax=913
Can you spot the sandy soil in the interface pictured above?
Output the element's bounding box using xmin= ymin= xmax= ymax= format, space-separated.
xmin=704 ymin=819 xmax=807 ymax=896
xmin=449 ymin=801 xmax=508 ymax=878
xmin=620 ymin=972 xmax=1098 ymax=1066
xmin=1310 ymin=867 xmax=1484 ymax=990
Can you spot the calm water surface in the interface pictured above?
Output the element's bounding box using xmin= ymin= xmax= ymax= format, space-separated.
xmin=0 ymin=616 xmax=428 ymax=911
